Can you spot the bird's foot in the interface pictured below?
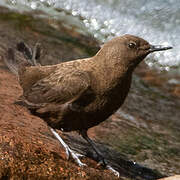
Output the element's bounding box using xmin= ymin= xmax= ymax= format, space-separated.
xmin=106 ymin=165 xmax=120 ymax=177
xmin=50 ymin=128 xmax=86 ymax=167
xmin=65 ymin=148 xmax=86 ymax=167
xmin=98 ymin=159 xmax=119 ymax=177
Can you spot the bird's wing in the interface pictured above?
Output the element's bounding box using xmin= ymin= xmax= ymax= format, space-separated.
xmin=23 ymin=68 xmax=93 ymax=107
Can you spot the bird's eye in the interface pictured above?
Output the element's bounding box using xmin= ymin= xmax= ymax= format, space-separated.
xmin=128 ymin=42 xmax=136 ymax=49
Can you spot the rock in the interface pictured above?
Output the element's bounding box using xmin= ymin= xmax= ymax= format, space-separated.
xmin=158 ymin=175 xmax=180 ymax=180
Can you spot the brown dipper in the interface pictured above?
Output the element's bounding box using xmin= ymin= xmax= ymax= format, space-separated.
xmin=4 ymin=34 xmax=172 ymax=176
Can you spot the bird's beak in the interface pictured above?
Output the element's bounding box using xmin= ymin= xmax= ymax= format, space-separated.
xmin=149 ymin=45 xmax=173 ymax=53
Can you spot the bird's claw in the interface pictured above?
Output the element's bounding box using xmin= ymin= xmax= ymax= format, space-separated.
xmin=66 ymin=148 xmax=86 ymax=167
xmin=97 ymin=159 xmax=119 ymax=177
xmin=97 ymin=158 xmax=106 ymax=167
xmin=72 ymin=151 xmax=84 ymax=158
xmin=50 ymin=128 xmax=86 ymax=167
xmin=70 ymin=150 xmax=87 ymax=167
xmin=106 ymin=165 xmax=120 ymax=177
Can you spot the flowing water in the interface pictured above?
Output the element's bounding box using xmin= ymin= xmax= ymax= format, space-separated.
xmin=1 ymin=0 xmax=180 ymax=71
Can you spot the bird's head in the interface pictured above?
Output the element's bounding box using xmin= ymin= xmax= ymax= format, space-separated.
xmin=97 ymin=34 xmax=172 ymax=71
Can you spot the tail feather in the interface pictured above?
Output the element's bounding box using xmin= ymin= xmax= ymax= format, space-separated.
xmin=17 ymin=42 xmax=42 ymax=66
xmin=17 ymin=42 xmax=33 ymax=62
xmin=4 ymin=42 xmax=42 ymax=76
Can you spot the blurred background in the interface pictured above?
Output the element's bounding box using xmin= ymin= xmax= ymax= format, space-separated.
xmin=0 ymin=0 xmax=179 ymax=179
xmin=1 ymin=0 xmax=180 ymax=70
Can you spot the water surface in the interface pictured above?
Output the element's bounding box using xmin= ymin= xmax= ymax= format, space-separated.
xmin=1 ymin=0 xmax=180 ymax=71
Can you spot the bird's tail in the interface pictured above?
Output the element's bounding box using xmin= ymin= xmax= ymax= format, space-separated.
xmin=4 ymin=42 xmax=42 ymax=76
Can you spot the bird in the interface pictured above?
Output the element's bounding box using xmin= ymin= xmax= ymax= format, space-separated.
xmin=4 ymin=34 xmax=172 ymax=176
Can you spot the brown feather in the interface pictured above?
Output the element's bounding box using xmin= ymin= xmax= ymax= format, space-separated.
xmin=6 ymin=34 xmax=168 ymax=132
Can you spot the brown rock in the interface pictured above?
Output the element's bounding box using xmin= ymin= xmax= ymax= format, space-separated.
xmin=158 ymin=175 xmax=180 ymax=180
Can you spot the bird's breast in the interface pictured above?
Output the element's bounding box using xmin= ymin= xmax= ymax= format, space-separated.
xmin=57 ymin=72 xmax=132 ymax=131
xmin=81 ymin=74 xmax=132 ymax=128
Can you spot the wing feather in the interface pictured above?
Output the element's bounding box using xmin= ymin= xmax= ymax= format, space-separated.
xmin=23 ymin=69 xmax=92 ymax=106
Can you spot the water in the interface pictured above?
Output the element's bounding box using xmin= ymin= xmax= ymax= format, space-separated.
xmin=1 ymin=0 xmax=180 ymax=71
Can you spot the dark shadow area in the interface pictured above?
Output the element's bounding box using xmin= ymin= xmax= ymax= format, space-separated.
xmin=65 ymin=134 xmax=165 ymax=180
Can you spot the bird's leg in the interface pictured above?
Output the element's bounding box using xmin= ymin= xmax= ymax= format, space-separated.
xmin=80 ymin=130 xmax=119 ymax=177
xmin=50 ymin=128 xmax=86 ymax=167
xmin=80 ymin=130 xmax=105 ymax=163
